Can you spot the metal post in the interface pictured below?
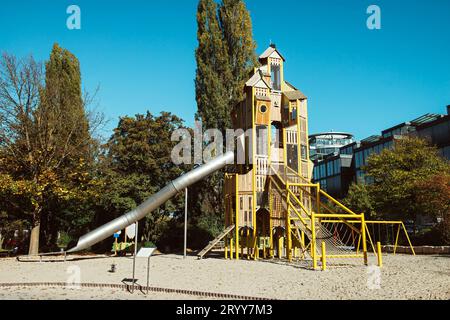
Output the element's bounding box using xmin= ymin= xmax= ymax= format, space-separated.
xmin=361 ymin=214 xmax=368 ymax=266
xmin=132 ymin=221 xmax=138 ymax=293
xmin=146 ymin=256 xmax=151 ymax=294
xmin=377 ymin=241 xmax=383 ymax=267
xmin=184 ymin=188 xmax=188 ymax=259
xmin=394 ymin=224 xmax=401 ymax=255
xmin=235 ymin=176 xmax=239 ymax=260
xmin=321 ymin=241 xmax=326 ymax=271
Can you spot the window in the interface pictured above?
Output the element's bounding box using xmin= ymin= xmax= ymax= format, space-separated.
xmin=355 ymin=151 xmax=362 ymax=168
xmin=291 ymin=107 xmax=297 ymax=121
xmin=256 ymin=125 xmax=268 ymax=155
xmin=271 ymin=122 xmax=283 ymax=148
xmin=301 ymin=145 xmax=308 ymax=160
xmin=334 ymin=160 xmax=340 ymax=174
xmin=271 ymin=64 xmax=281 ymax=90
xmin=327 ymin=162 xmax=333 ymax=176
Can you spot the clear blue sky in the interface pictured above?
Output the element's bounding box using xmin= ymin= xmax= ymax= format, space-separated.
xmin=1 ymin=0 xmax=449 ymax=140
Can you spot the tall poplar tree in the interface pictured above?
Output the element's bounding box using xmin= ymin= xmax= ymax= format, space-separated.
xmin=195 ymin=0 xmax=231 ymax=130
xmin=195 ymin=0 xmax=257 ymax=132
xmin=42 ymin=43 xmax=91 ymax=165
xmin=219 ymin=0 xmax=258 ymax=109
xmin=193 ymin=0 xmax=257 ymax=235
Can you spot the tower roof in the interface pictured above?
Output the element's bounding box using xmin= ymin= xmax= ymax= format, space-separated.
xmin=259 ymin=45 xmax=286 ymax=62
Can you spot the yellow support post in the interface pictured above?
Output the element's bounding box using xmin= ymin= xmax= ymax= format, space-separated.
xmin=401 ymin=222 xmax=416 ymax=255
xmin=246 ymin=228 xmax=250 ymax=260
xmin=301 ymin=231 xmax=305 ymax=259
xmin=269 ymin=184 xmax=274 ymax=258
xmin=235 ymin=176 xmax=239 ymax=260
xmin=225 ymin=238 xmax=228 ymax=259
xmin=361 ymin=214 xmax=368 ymax=265
xmin=377 ymin=242 xmax=383 ymax=267
xmin=286 ymin=191 xmax=292 ymax=262
xmin=356 ymin=234 xmax=361 ymax=254
xmin=394 ymin=224 xmax=401 ymax=255
xmin=278 ymin=236 xmax=283 ymax=259
xmin=321 ymin=241 xmax=326 ymax=271
xmin=240 ymin=228 xmax=244 ymax=259
xmin=311 ymin=201 xmax=317 ymax=269
xmin=316 ymin=183 xmax=320 ymax=215
xmin=230 ymin=238 xmax=234 ymax=260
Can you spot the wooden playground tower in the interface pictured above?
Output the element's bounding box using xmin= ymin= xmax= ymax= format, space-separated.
xmin=220 ymin=45 xmax=373 ymax=269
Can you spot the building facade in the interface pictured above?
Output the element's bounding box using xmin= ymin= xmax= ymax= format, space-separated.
xmin=309 ymin=132 xmax=354 ymax=161
xmin=311 ymin=106 xmax=450 ymax=198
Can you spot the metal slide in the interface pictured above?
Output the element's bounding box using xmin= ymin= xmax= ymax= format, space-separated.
xmin=67 ymin=151 xmax=234 ymax=253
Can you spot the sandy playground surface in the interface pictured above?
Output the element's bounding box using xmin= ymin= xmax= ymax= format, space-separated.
xmin=0 ymin=253 xmax=449 ymax=300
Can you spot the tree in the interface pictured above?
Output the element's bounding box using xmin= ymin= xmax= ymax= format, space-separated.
xmin=344 ymin=137 xmax=450 ymax=237
xmin=343 ymin=183 xmax=377 ymax=219
xmin=365 ymin=137 xmax=449 ymax=223
xmin=0 ymin=46 xmax=102 ymax=254
xmin=195 ymin=0 xmax=257 ymax=131
xmin=219 ymin=0 xmax=258 ymax=108
xmin=414 ymin=174 xmax=450 ymax=243
xmin=195 ymin=0 xmax=231 ymax=131
xmin=194 ymin=0 xmax=257 ymax=234
xmin=93 ymin=112 xmax=188 ymax=251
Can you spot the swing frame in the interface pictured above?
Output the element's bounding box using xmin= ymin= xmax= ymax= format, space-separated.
xmin=321 ymin=220 xmax=416 ymax=255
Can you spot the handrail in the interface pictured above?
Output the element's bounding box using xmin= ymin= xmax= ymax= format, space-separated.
xmin=319 ymin=189 xmax=358 ymax=216
xmin=284 ymin=165 xmax=311 ymax=183
xmin=287 ymin=189 xmax=311 ymax=217
xmin=287 ymin=200 xmax=311 ymax=231
xmin=271 ymin=167 xmax=287 ymax=187
xmin=269 ymin=175 xmax=285 ymax=195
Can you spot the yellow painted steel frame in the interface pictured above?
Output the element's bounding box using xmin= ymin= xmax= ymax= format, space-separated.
xmin=321 ymin=220 xmax=416 ymax=256
xmin=235 ymin=174 xmax=239 ymax=260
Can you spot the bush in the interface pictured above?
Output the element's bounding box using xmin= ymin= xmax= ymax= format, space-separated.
xmin=57 ymin=232 xmax=72 ymax=249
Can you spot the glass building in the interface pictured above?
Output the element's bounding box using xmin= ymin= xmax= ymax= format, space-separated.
xmin=311 ymin=106 xmax=450 ymax=198
xmin=309 ymin=132 xmax=355 ymax=161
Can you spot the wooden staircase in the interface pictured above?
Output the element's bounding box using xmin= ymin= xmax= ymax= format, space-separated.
xmin=197 ymin=225 xmax=235 ymax=259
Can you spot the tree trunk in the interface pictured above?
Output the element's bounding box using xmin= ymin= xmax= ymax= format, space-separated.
xmin=28 ymin=217 xmax=40 ymax=255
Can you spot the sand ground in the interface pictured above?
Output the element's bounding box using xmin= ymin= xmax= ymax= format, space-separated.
xmin=0 ymin=253 xmax=449 ymax=300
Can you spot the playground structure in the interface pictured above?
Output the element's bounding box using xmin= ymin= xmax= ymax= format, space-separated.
xmin=215 ymin=45 xmax=415 ymax=268
xmin=60 ymin=45 xmax=415 ymax=270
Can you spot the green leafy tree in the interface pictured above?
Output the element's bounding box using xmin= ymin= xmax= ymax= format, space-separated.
xmin=195 ymin=0 xmax=231 ymax=130
xmin=365 ymin=137 xmax=449 ymax=222
xmin=344 ymin=137 xmax=450 ymax=239
xmin=0 ymin=46 xmax=101 ymax=254
xmin=93 ymin=112 xmax=187 ymax=251
xmin=414 ymin=174 xmax=450 ymax=244
xmin=343 ymin=183 xmax=377 ymax=219
xmin=219 ymin=0 xmax=258 ymax=108
xmin=194 ymin=0 xmax=257 ymax=235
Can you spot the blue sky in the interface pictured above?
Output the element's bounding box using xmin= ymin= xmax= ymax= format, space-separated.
xmin=1 ymin=0 xmax=449 ymax=140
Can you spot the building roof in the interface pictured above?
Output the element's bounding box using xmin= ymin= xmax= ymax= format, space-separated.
xmin=309 ymin=132 xmax=354 ymax=139
xmin=259 ymin=45 xmax=286 ymax=62
xmin=361 ymin=135 xmax=382 ymax=144
xmin=411 ymin=113 xmax=444 ymax=126
xmin=283 ymin=90 xmax=307 ymax=101
xmin=245 ymin=70 xmax=270 ymax=88
xmin=255 ymin=95 xmax=271 ymax=102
